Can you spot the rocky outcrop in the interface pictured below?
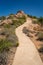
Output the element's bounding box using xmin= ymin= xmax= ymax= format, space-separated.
xmin=16 ymin=10 xmax=27 ymax=17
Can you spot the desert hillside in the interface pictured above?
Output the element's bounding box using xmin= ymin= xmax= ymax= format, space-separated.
xmin=0 ymin=11 xmax=26 ymax=65
xmin=23 ymin=16 xmax=43 ymax=61
xmin=0 ymin=11 xmax=43 ymax=65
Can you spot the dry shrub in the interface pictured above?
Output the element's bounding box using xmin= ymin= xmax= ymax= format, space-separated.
xmin=33 ymin=26 xmax=41 ymax=31
xmin=37 ymin=32 xmax=43 ymax=41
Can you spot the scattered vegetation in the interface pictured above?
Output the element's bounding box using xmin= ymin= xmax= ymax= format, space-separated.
xmin=27 ymin=14 xmax=37 ymax=19
xmin=7 ymin=15 xmax=14 ymax=19
xmin=0 ymin=16 xmax=6 ymax=20
xmin=37 ymin=32 xmax=43 ymax=41
xmin=0 ymin=39 xmax=12 ymax=52
xmin=32 ymin=17 xmax=43 ymax=26
xmin=23 ymin=27 xmax=29 ymax=34
xmin=38 ymin=17 xmax=43 ymax=26
xmin=0 ymin=14 xmax=26 ymax=52
xmin=0 ymin=12 xmax=26 ymax=65
xmin=22 ymin=14 xmax=43 ymax=62
xmin=11 ymin=16 xmax=26 ymax=28
xmin=32 ymin=20 xmax=38 ymax=24
xmin=23 ymin=27 xmax=33 ymax=37
xmin=0 ymin=53 xmax=7 ymax=65
xmin=3 ymin=24 xmax=11 ymax=28
xmin=27 ymin=14 xmax=32 ymax=18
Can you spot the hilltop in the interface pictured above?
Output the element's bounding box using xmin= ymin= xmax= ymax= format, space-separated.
xmin=0 ymin=10 xmax=27 ymax=25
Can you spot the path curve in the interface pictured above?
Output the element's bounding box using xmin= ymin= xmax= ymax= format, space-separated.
xmin=12 ymin=18 xmax=43 ymax=65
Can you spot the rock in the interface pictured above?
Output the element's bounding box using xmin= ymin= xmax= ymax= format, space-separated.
xmin=16 ymin=10 xmax=27 ymax=17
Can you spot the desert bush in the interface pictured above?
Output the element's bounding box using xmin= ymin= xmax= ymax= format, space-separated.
xmin=23 ymin=27 xmax=33 ymax=37
xmin=0 ymin=39 xmax=12 ymax=52
xmin=0 ymin=37 xmax=18 ymax=52
xmin=38 ymin=45 xmax=43 ymax=53
xmin=32 ymin=17 xmax=43 ymax=26
xmin=0 ymin=53 xmax=7 ymax=65
xmin=32 ymin=16 xmax=37 ymax=19
xmin=7 ymin=15 xmax=14 ymax=19
xmin=33 ymin=26 xmax=41 ymax=31
xmin=0 ymin=29 xmax=9 ymax=36
xmin=9 ymin=13 xmax=14 ymax=16
xmin=38 ymin=17 xmax=43 ymax=26
xmin=12 ymin=17 xmax=26 ymax=28
xmin=18 ymin=15 xmax=26 ymax=19
xmin=32 ymin=20 xmax=38 ymax=24
xmin=12 ymin=20 xmax=19 ymax=28
xmin=14 ymin=42 xmax=19 ymax=47
xmin=27 ymin=14 xmax=30 ymax=17
xmin=3 ymin=24 xmax=11 ymax=28
xmin=23 ymin=27 xmax=29 ymax=34
xmin=27 ymin=15 xmax=32 ymax=18
xmin=37 ymin=32 xmax=43 ymax=41
xmin=0 ymin=16 xmax=6 ymax=20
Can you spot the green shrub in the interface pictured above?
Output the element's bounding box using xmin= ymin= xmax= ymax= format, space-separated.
xmin=4 ymin=24 xmax=11 ymax=28
xmin=32 ymin=16 xmax=37 ymax=19
xmin=27 ymin=14 xmax=37 ymax=19
xmin=38 ymin=17 xmax=43 ymax=26
xmin=27 ymin=14 xmax=32 ymax=18
xmin=32 ymin=17 xmax=43 ymax=26
xmin=0 ymin=39 xmax=13 ymax=52
xmin=0 ymin=39 xmax=19 ymax=52
xmin=12 ymin=16 xmax=26 ymax=28
xmin=0 ymin=15 xmax=26 ymax=53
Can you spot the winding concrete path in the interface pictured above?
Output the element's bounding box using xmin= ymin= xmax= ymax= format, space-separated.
xmin=12 ymin=18 xmax=43 ymax=65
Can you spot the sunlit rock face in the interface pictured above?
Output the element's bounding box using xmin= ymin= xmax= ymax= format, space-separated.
xmin=16 ymin=10 xmax=27 ymax=17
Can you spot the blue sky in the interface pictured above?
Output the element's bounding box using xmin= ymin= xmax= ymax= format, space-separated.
xmin=0 ymin=0 xmax=43 ymax=17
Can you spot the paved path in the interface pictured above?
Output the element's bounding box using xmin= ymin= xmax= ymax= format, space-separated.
xmin=12 ymin=18 xmax=43 ymax=65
